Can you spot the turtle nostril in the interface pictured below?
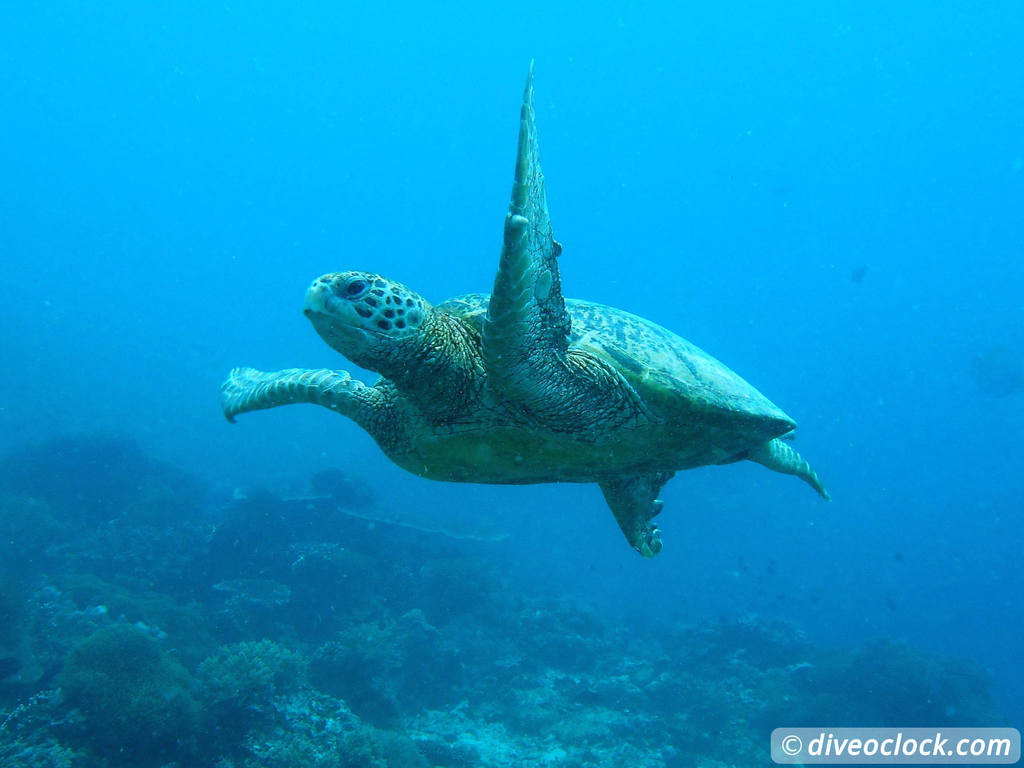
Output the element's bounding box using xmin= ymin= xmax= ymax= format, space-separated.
xmin=303 ymin=308 xmax=313 ymax=317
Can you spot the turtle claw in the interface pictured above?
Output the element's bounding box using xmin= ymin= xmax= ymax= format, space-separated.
xmin=600 ymin=472 xmax=674 ymax=558
xmin=635 ymin=525 xmax=663 ymax=558
xmin=635 ymin=500 xmax=664 ymax=557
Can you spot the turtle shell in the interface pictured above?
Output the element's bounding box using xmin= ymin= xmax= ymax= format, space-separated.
xmin=566 ymin=300 xmax=793 ymax=427
xmin=438 ymin=293 xmax=795 ymax=467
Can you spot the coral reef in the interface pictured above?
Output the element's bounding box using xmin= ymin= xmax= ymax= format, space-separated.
xmin=0 ymin=434 xmax=1009 ymax=768
xmin=0 ymin=435 xmax=206 ymax=529
xmin=199 ymin=639 xmax=307 ymax=715
xmin=59 ymin=624 xmax=202 ymax=764
xmin=0 ymin=690 xmax=84 ymax=768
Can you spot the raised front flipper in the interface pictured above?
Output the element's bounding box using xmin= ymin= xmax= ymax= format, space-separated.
xmin=220 ymin=367 xmax=392 ymax=436
xmin=599 ymin=472 xmax=675 ymax=558
xmin=483 ymin=66 xmax=644 ymax=431
xmin=482 ymin=66 xmax=570 ymax=404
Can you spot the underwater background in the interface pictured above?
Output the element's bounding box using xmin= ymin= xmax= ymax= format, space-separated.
xmin=1 ymin=2 xmax=1022 ymax=766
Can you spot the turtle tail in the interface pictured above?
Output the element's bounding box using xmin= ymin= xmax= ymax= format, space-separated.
xmin=747 ymin=438 xmax=830 ymax=501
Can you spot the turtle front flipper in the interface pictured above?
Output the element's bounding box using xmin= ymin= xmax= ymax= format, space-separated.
xmin=483 ymin=65 xmax=644 ymax=430
xmin=483 ymin=63 xmax=570 ymax=392
xmin=599 ymin=472 xmax=675 ymax=558
xmin=220 ymin=367 xmax=394 ymax=438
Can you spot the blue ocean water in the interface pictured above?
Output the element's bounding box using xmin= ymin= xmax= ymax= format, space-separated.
xmin=2 ymin=1 xmax=1022 ymax=762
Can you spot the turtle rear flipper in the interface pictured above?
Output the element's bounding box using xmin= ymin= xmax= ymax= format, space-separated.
xmin=600 ymin=472 xmax=675 ymax=558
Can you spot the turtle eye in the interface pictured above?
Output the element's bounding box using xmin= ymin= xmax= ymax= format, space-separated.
xmin=345 ymin=279 xmax=368 ymax=298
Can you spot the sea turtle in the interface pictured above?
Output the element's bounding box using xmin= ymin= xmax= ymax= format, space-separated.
xmin=220 ymin=66 xmax=828 ymax=557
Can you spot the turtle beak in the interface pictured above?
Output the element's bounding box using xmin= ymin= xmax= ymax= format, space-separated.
xmin=304 ymin=280 xmax=364 ymax=330
xmin=304 ymin=281 xmax=333 ymax=317
xmin=303 ymin=280 xmax=358 ymax=340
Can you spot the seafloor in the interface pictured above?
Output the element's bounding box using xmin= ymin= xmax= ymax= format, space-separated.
xmin=0 ymin=436 xmax=1005 ymax=768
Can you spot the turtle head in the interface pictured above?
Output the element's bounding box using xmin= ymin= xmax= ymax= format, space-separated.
xmin=304 ymin=271 xmax=431 ymax=371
